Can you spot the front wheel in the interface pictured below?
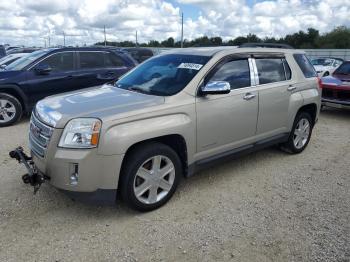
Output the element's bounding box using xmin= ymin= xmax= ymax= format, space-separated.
xmin=0 ymin=93 xmax=22 ymax=127
xmin=120 ymin=142 xmax=182 ymax=212
xmin=281 ymin=112 xmax=313 ymax=154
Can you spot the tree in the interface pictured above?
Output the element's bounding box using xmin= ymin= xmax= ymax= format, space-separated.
xmin=210 ymin=37 xmax=222 ymax=46
xmin=318 ymin=26 xmax=350 ymax=48
xmin=94 ymin=26 xmax=350 ymax=49
xmin=161 ymin=37 xmax=175 ymax=47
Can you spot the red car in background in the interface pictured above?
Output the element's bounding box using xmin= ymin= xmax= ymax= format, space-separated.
xmin=321 ymin=61 xmax=350 ymax=109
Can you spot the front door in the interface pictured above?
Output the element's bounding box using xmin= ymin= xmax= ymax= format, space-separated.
xmin=24 ymin=51 xmax=77 ymax=107
xmin=196 ymin=57 xmax=259 ymax=158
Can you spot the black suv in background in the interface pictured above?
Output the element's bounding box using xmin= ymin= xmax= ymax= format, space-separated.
xmin=0 ymin=47 xmax=137 ymax=126
xmin=121 ymin=47 xmax=154 ymax=63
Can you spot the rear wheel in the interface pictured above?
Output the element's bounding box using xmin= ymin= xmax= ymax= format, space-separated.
xmin=0 ymin=93 xmax=22 ymax=127
xmin=281 ymin=112 xmax=313 ymax=154
xmin=120 ymin=142 xmax=182 ymax=211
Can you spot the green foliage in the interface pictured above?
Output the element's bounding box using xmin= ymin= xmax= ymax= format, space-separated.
xmin=318 ymin=26 xmax=350 ymax=48
xmin=94 ymin=26 xmax=350 ymax=48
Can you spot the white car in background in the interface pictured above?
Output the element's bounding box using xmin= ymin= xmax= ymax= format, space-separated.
xmin=0 ymin=53 xmax=28 ymax=69
xmin=311 ymin=57 xmax=343 ymax=77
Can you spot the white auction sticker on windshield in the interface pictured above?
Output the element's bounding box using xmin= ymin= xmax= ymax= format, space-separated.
xmin=178 ymin=63 xmax=203 ymax=70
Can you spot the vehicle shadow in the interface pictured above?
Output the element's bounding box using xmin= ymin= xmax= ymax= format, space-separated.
xmin=320 ymin=106 xmax=350 ymax=120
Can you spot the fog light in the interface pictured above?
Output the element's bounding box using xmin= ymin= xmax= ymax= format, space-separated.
xmin=69 ymin=163 xmax=79 ymax=186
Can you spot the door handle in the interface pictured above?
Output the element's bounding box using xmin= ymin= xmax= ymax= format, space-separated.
xmin=287 ymin=85 xmax=296 ymax=91
xmin=243 ymin=93 xmax=256 ymax=101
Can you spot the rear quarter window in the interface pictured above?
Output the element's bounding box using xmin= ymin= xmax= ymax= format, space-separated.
xmin=293 ymin=54 xmax=317 ymax=78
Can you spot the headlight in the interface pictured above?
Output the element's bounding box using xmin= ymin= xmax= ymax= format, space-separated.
xmin=59 ymin=118 xmax=102 ymax=148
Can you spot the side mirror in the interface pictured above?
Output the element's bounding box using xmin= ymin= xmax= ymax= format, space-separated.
xmin=201 ymin=81 xmax=231 ymax=95
xmin=34 ymin=63 xmax=52 ymax=75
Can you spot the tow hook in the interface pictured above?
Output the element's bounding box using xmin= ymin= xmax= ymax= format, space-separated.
xmin=9 ymin=147 xmax=46 ymax=194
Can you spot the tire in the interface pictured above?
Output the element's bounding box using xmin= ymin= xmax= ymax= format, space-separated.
xmin=120 ymin=142 xmax=182 ymax=212
xmin=0 ymin=93 xmax=22 ymax=127
xmin=281 ymin=112 xmax=313 ymax=154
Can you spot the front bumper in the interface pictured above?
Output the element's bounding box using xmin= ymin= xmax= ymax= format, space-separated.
xmin=11 ymin=145 xmax=125 ymax=204
xmin=32 ymin=147 xmax=124 ymax=191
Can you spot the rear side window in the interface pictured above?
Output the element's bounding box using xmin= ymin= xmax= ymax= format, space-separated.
xmin=208 ymin=59 xmax=251 ymax=89
xmin=293 ymin=54 xmax=317 ymax=78
xmin=79 ymin=52 xmax=104 ymax=69
xmin=105 ymin=53 xmax=124 ymax=67
xmin=255 ymin=58 xmax=287 ymax=84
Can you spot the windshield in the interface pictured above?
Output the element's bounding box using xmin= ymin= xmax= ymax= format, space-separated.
xmin=334 ymin=62 xmax=350 ymax=75
xmin=115 ymin=54 xmax=211 ymax=96
xmin=5 ymin=49 xmax=49 ymax=71
xmin=311 ymin=58 xmax=333 ymax=66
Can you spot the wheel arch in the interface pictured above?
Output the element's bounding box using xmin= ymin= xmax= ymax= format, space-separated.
xmin=118 ymin=134 xmax=188 ymax=189
xmin=296 ymin=103 xmax=318 ymax=126
xmin=0 ymin=85 xmax=29 ymax=112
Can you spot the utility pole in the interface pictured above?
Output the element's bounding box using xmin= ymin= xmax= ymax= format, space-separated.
xmin=104 ymin=25 xmax=107 ymax=46
xmin=181 ymin=12 xmax=184 ymax=48
xmin=48 ymin=29 xmax=51 ymax=47
xmin=63 ymin=31 xmax=66 ymax=47
xmin=135 ymin=30 xmax=138 ymax=46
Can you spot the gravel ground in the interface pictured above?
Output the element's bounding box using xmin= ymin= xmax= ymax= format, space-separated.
xmin=0 ymin=107 xmax=349 ymax=262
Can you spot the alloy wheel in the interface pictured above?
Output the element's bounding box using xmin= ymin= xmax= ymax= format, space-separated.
xmin=293 ymin=118 xmax=310 ymax=149
xmin=0 ymin=99 xmax=16 ymax=123
xmin=133 ymin=155 xmax=175 ymax=204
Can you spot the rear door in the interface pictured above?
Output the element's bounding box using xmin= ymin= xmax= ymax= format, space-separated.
xmin=253 ymin=55 xmax=294 ymax=138
xmin=75 ymin=51 xmax=128 ymax=88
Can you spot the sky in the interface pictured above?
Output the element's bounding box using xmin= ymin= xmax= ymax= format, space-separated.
xmin=0 ymin=0 xmax=349 ymax=47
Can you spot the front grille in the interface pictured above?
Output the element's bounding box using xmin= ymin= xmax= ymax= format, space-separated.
xmin=322 ymin=88 xmax=350 ymax=101
xmin=29 ymin=113 xmax=54 ymax=157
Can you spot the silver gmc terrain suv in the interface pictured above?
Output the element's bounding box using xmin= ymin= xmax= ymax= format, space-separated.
xmin=11 ymin=46 xmax=321 ymax=211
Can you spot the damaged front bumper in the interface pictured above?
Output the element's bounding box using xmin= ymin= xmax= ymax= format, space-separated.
xmin=9 ymin=146 xmax=120 ymax=205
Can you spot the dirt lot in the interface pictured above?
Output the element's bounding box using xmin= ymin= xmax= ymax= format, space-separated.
xmin=0 ymin=108 xmax=349 ymax=262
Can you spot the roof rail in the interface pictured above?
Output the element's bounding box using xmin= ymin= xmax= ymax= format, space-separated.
xmin=239 ymin=43 xmax=294 ymax=49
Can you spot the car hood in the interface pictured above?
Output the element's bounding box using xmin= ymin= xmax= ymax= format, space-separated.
xmin=0 ymin=70 xmax=22 ymax=81
xmin=35 ymin=84 xmax=165 ymax=128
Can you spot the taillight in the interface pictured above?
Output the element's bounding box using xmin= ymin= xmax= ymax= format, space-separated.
xmin=317 ymin=77 xmax=323 ymax=89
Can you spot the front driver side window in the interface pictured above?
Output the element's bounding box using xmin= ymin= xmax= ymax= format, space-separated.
xmin=38 ymin=52 xmax=74 ymax=72
xmin=208 ymin=59 xmax=251 ymax=89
